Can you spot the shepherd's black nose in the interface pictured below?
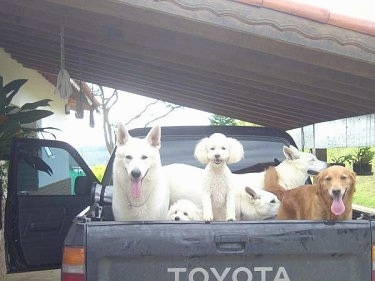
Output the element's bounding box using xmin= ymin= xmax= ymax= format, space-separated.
xmin=131 ymin=168 xmax=141 ymax=179
xmin=215 ymin=154 xmax=220 ymax=158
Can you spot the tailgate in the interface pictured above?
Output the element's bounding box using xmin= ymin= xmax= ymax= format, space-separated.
xmin=86 ymin=221 xmax=371 ymax=281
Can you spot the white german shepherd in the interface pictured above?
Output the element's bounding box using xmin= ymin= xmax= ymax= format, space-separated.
xmin=112 ymin=123 xmax=169 ymax=221
xmin=164 ymin=145 xmax=327 ymax=220
xmin=232 ymin=145 xmax=328 ymax=191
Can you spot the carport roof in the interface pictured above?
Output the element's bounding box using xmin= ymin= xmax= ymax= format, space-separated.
xmin=0 ymin=0 xmax=374 ymax=130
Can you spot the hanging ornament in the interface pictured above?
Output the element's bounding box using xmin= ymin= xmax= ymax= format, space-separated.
xmin=55 ymin=19 xmax=73 ymax=100
xmin=89 ymin=105 xmax=95 ymax=128
xmin=75 ymin=79 xmax=84 ymax=119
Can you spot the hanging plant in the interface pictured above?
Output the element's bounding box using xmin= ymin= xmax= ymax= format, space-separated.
xmin=0 ymin=76 xmax=58 ymax=160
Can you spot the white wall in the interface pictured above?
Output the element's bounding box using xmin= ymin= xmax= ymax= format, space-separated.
xmin=288 ymin=114 xmax=375 ymax=149
xmin=1 ymin=48 xmax=72 ymax=141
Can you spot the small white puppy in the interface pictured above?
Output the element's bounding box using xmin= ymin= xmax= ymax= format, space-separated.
xmin=194 ymin=133 xmax=244 ymax=222
xmin=168 ymin=199 xmax=203 ymax=221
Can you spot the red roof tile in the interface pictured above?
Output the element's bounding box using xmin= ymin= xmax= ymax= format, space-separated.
xmin=230 ymin=0 xmax=375 ymax=36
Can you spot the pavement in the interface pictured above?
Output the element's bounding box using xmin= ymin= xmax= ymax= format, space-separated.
xmin=4 ymin=270 xmax=60 ymax=281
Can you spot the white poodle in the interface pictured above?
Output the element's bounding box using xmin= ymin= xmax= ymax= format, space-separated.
xmin=194 ymin=133 xmax=244 ymax=222
xmin=168 ymin=199 xmax=203 ymax=221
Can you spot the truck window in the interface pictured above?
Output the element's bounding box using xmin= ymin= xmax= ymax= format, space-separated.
xmin=16 ymin=145 xmax=90 ymax=196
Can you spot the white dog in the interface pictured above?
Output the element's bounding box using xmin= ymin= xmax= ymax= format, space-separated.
xmin=112 ymin=123 xmax=169 ymax=221
xmin=194 ymin=133 xmax=244 ymax=222
xmin=168 ymin=199 xmax=203 ymax=221
xmin=232 ymin=145 xmax=328 ymax=191
xmin=164 ymin=163 xmax=280 ymax=220
xmin=236 ymin=186 xmax=280 ymax=220
xmin=164 ymin=145 xmax=327 ymax=220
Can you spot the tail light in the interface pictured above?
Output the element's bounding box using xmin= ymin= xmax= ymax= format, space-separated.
xmin=62 ymin=246 xmax=85 ymax=281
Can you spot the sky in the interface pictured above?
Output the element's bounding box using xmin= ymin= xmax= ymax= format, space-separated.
xmin=63 ymin=89 xmax=211 ymax=147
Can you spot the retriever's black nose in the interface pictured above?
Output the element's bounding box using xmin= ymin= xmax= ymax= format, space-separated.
xmin=332 ymin=189 xmax=341 ymax=197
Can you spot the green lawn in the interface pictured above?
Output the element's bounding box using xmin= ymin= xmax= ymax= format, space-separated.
xmin=353 ymin=174 xmax=375 ymax=208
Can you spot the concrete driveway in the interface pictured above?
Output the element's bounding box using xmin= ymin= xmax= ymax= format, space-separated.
xmin=4 ymin=270 xmax=60 ymax=281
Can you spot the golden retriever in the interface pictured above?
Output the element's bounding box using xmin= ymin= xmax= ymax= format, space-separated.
xmin=264 ymin=165 xmax=356 ymax=220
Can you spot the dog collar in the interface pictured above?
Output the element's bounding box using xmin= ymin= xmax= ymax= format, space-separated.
xmin=126 ymin=191 xmax=152 ymax=209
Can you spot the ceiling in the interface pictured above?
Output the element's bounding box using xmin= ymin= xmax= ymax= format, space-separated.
xmin=0 ymin=0 xmax=374 ymax=130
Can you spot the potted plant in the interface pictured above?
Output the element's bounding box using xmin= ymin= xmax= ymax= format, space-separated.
xmin=348 ymin=147 xmax=375 ymax=175
xmin=329 ymin=154 xmax=352 ymax=167
xmin=0 ymin=76 xmax=57 ymax=160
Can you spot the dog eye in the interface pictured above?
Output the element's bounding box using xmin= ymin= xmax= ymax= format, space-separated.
xmin=325 ymin=176 xmax=331 ymax=181
xmin=174 ymin=211 xmax=178 ymax=214
xmin=221 ymin=147 xmax=226 ymax=150
xmin=141 ymin=155 xmax=148 ymax=160
xmin=340 ymin=175 xmax=347 ymax=180
xmin=183 ymin=212 xmax=188 ymax=216
xmin=270 ymin=199 xmax=276 ymax=203
xmin=210 ymin=147 xmax=215 ymax=151
xmin=125 ymin=155 xmax=132 ymax=160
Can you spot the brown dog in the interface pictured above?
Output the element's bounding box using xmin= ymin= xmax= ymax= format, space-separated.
xmin=264 ymin=165 xmax=356 ymax=220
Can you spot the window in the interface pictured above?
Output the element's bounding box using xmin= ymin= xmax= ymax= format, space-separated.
xmin=16 ymin=145 xmax=88 ymax=196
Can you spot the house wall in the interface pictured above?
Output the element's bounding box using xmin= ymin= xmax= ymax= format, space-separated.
xmin=1 ymin=48 xmax=72 ymax=141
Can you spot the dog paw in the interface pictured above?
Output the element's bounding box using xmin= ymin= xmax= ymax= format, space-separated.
xmin=204 ymin=216 xmax=213 ymax=222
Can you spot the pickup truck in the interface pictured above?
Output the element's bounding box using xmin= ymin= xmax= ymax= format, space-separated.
xmin=4 ymin=125 xmax=375 ymax=281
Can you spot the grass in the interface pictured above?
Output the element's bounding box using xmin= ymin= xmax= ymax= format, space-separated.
xmin=353 ymin=174 xmax=375 ymax=208
xmin=327 ymin=147 xmax=375 ymax=209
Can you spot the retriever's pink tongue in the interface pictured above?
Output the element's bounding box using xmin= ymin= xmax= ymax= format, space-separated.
xmin=331 ymin=197 xmax=345 ymax=215
xmin=131 ymin=179 xmax=142 ymax=199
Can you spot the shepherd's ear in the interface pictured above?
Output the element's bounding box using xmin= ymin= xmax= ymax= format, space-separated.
xmin=116 ymin=123 xmax=130 ymax=145
xmin=283 ymin=145 xmax=300 ymax=160
xmin=146 ymin=125 xmax=161 ymax=148
xmin=245 ymin=186 xmax=260 ymax=200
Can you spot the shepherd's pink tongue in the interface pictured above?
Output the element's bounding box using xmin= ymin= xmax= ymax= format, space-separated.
xmin=331 ymin=197 xmax=345 ymax=215
xmin=131 ymin=179 xmax=142 ymax=199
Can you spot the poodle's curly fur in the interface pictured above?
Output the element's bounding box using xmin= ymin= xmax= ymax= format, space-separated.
xmin=194 ymin=133 xmax=244 ymax=221
xmin=168 ymin=199 xmax=203 ymax=221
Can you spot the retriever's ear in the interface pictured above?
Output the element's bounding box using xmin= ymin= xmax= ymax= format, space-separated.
xmin=116 ymin=122 xmax=131 ymax=145
xmin=194 ymin=137 xmax=210 ymax=164
xmin=348 ymin=169 xmax=357 ymax=193
xmin=146 ymin=125 xmax=161 ymax=149
xmin=227 ymin=137 xmax=244 ymax=164
xmin=315 ymin=170 xmax=326 ymax=195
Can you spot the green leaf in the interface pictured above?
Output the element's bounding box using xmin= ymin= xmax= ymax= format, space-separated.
xmin=0 ymin=119 xmax=22 ymax=134
xmin=3 ymin=79 xmax=28 ymax=107
xmin=0 ymin=78 xmax=57 ymax=160
xmin=7 ymin=109 xmax=53 ymax=124
xmin=21 ymin=126 xmax=60 ymax=138
xmin=4 ymin=105 xmax=19 ymax=113
xmin=20 ymin=99 xmax=52 ymax=110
